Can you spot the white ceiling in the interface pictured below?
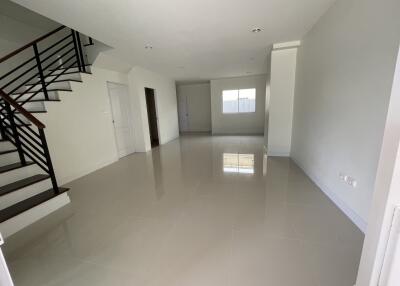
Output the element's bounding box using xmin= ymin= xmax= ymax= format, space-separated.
xmin=11 ymin=0 xmax=335 ymax=81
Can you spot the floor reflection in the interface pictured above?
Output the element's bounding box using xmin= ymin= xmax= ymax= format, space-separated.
xmin=223 ymin=153 xmax=255 ymax=174
xmin=3 ymin=135 xmax=364 ymax=286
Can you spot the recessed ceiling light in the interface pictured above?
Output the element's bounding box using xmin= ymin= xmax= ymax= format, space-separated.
xmin=145 ymin=45 xmax=153 ymax=50
xmin=246 ymin=71 xmax=252 ymax=74
xmin=251 ymin=28 xmax=262 ymax=33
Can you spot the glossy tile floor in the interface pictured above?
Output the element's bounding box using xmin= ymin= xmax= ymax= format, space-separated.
xmin=3 ymin=135 xmax=364 ymax=286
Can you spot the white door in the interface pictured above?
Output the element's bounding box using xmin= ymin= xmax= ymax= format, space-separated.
xmin=107 ymin=82 xmax=135 ymax=158
xmin=178 ymin=94 xmax=189 ymax=132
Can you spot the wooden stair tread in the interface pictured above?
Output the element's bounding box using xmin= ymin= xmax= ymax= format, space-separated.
xmin=0 ymin=149 xmax=17 ymax=155
xmin=59 ymin=71 xmax=92 ymax=75
xmin=0 ymin=187 xmax=68 ymax=223
xmin=15 ymin=110 xmax=47 ymax=114
xmin=0 ymin=162 xmax=34 ymax=174
xmin=11 ymin=89 xmax=72 ymax=95
xmin=49 ymin=64 xmax=91 ymax=72
xmin=25 ymin=79 xmax=82 ymax=86
xmin=0 ymin=174 xmax=50 ymax=197
xmin=16 ymin=99 xmax=60 ymax=103
xmin=16 ymin=123 xmax=32 ymax=127
xmin=1 ymin=123 xmax=32 ymax=127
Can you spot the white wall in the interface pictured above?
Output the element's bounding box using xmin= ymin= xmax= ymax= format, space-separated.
xmin=210 ymin=74 xmax=266 ymax=135
xmin=36 ymin=67 xmax=127 ymax=185
xmin=0 ymin=12 xmax=46 ymax=56
xmin=128 ymin=66 xmax=179 ymax=152
xmin=291 ymin=0 xmax=400 ymax=230
xmin=0 ymin=12 xmax=49 ymax=78
xmin=176 ymin=83 xmax=211 ymax=132
xmin=267 ymin=47 xmax=298 ymax=156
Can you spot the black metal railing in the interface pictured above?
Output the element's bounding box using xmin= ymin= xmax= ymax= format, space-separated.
xmin=0 ymin=25 xmax=94 ymax=193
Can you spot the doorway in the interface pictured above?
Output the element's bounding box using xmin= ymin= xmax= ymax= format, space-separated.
xmin=107 ymin=82 xmax=135 ymax=158
xmin=145 ymin=87 xmax=160 ymax=148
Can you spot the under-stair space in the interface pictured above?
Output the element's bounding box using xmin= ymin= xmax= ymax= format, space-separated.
xmin=0 ymin=25 xmax=95 ymax=238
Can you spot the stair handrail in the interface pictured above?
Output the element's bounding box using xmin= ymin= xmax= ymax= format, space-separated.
xmin=0 ymin=25 xmax=66 ymax=64
xmin=0 ymin=89 xmax=45 ymax=128
xmin=0 ymin=23 xmax=94 ymax=194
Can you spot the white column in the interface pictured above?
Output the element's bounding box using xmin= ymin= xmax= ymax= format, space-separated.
xmin=267 ymin=41 xmax=300 ymax=156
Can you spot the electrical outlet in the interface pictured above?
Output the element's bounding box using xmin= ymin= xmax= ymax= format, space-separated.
xmin=339 ymin=173 xmax=357 ymax=188
xmin=347 ymin=177 xmax=357 ymax=188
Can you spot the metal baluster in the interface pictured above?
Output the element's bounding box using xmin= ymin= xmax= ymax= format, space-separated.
xmin=4 ymin=103 xmax=26 ymax=165
xmin=0 ymin=108 xmax=7 ymax=140
xmin=33 ymin=43 xmax=49 ymax=100
xmin=39 ymin=128 xmax=59 ymax=194
xmin=71 ymin=30 xmax=82 ymax=72
xmin=75 ymin=32 xmax=86 ymax=73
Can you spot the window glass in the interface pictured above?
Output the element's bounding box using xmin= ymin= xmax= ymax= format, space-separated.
xmin=223 ymin=153 xmax=254 ymax=174
xmin=222 ymin=90 xmax=239 ymax=113
xmin=238 ymin=88 xmax=256 ymax=113
xmin=222 ymin=89 xmax=256 ymax=113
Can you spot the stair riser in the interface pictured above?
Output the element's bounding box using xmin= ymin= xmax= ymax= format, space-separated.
xmin=0 ymin=192 xmax=70 ymax=238
xmin=0 ymin=179 xmax=52 ymax=210
xmin=15 ymin=82 xmax=71 ymax=93
xmin=0 ymin=142 xmax=14 ymax=152
xmin=15 ymin=114 xmax=31 ymax=124
xmin=2 ymin=114 xmax=30 ymax=125
xmin=0 ymin=152 xmax=23 ymax=167
xmin=18 ymin=101 xmax=46 ymax=112
xmin=0 ymin=165 xmax=42 ymax=186
xmin=28 ymin=73 xmax=82 ymax=84
xmin=10 ymin=91 xmax=59 ymax=101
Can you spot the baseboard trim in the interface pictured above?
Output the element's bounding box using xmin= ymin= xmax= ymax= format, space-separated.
xmin=211 ymin=133 xmax=264 ymax=136
xmin=59 ymin=156 xmax=118 ymax=186
xmin=291 ymin=157 xmax=367 ymax=233
xmin=180 ymin=131 xmax=212 ymax=135
xmin=268 ymin=151 xmax=290 ymax=157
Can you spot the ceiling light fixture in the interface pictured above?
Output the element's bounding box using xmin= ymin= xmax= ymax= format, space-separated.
xmin=145 ymin=45 xmax=153 ymax=50
xmin=251 ymin=28 xmax=262 ymax=33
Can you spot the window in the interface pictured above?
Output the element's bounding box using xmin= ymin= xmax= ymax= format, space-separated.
xmin=223 ymin=153 xmax=255 ymax=174
xmin=222 ymin=88 xmax=256 ymax=113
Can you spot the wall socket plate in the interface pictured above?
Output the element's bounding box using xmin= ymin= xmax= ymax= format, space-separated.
xmin=339 ymin=172 xmax=357 ymax=188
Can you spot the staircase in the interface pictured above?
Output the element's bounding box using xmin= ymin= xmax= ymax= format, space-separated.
xmin=0 ymin=25 xmax=94 ymax=237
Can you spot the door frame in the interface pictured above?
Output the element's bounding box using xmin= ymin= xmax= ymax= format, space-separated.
xmin=144 ymin=87 xmax=161 ymax=148
xmin=107 ymin=81 xmax=136 ymax=158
